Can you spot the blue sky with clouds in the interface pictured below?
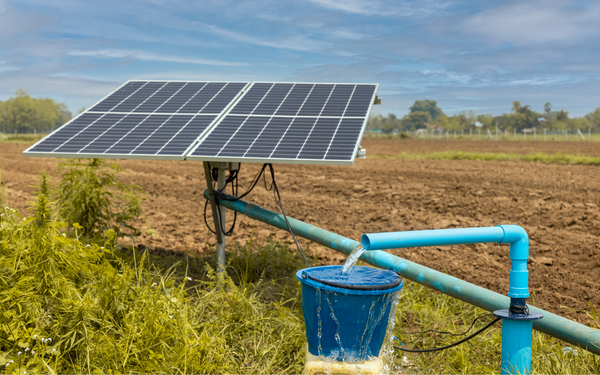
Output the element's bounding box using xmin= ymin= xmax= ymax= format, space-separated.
xmin=1 ymin=0 xmax=599 ymax=117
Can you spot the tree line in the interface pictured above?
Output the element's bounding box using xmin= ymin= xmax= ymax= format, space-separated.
xmin=369 ymin=99 xmax=600 ymax=134
xmin=0 ymin=89 xmax=72 ymax=134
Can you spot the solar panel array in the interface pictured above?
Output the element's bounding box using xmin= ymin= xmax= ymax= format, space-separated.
xmin=24 ymin=80 xmax=378 ymax=165
xmin=24 ymin=81 xmax=248 ymax=160
xmin=187 ymin=82 xmax=376 ymax=164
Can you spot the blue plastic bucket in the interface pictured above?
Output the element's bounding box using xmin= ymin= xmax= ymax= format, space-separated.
xmin=296 ymin=265 xmax=403 ymax=362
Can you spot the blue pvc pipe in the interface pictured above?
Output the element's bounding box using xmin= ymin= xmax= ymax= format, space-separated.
xmin=502 ymin=319 xmax=533 ymax=374
xmin=362 ymin=226 xmax=533 ymax=374
xmin=361 ymin=226 xmax=529 ymax=298
xmin=203 ymin=190 xmax=600 ymax=357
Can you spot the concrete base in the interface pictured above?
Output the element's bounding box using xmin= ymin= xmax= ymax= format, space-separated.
xmin=304 ymin=345 xmax=384 ymax=375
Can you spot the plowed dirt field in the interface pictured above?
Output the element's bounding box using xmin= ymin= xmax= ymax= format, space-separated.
xmin=2 ymin=139 xmax=599 ymax=323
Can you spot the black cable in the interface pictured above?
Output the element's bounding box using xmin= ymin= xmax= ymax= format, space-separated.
xmin=397 ymin=313 xmax=494 ymax=343
xmin=215 ymin=164 xmax=269 ymax=202
xmin=214 ymin=168 xmax=238 ymax=236
xmin=266 ymin=164 xmax=311 ymax=267
xmin=393 ymin=317 xmax=500 ymax=353
xmin=204 ymin=164 xmax=268 ymax=235
xmin=204 ymin=166 xmax=241 ymax=236
xmin=204 ymin=199 xmax=216 ymax=235
xmin=203 ymin=162 xmax=311 ymax=267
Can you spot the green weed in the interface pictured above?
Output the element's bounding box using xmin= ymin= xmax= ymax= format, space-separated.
xmin=0 ymin=176 xmax=305 ymax=374
xmin=373 ymin=150 xmax=600 ymax=166
xmin=56 ymin=159 xmax=144 ymax=240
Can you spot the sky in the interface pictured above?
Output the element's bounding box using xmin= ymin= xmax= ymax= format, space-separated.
xmin=1 ymin=0 xmax=599 ymax=118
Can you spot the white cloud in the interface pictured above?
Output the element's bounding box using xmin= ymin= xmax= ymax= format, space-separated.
xmin=462 ymin=1 xmax=600 ymax=45
xmin=305 ymin=0 xmax=453 ymax=17
xmin=204 ymin=24 xmax=328 ymax=52
xmin=69 ymin=49 xmax=249 ymax=67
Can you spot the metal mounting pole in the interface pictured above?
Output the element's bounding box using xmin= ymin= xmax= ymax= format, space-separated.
xmin=203 ymin=162 xmax=225 ymax=273
xmin=216 ymin=168 xmax=226 ymax=271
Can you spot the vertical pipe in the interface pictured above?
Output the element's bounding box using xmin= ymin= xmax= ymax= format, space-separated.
xmin=544 ymin=128 xmax=546 ymax=141
xmin=514 ymin=128 xmax=516 ymax=140
xmin=501 ymin=319 xmax=533 ymax=374
xmin=217 ymin=168 xmax=226 ymax=271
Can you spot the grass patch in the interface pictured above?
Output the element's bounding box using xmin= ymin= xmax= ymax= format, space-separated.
xmin=373 ymin=150 xmax=600 ymax=166
xmin=0 ymin=134 xmax=45 ymax=144
xmin=394 ymin=281 xmax=600 ymax=374
xmin=0 ymin=197 xmax=306 ymax=374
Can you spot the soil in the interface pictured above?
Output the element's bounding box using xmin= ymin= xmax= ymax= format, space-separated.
xmin=1 ymin=139 xmax=599 ymax=324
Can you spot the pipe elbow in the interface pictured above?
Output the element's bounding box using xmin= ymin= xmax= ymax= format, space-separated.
xmin=498 ymin=224 xmax=529 ymax=260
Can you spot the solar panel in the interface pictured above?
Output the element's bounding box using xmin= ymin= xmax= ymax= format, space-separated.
xmin=186 ymin=82 xmax=377 ymax=165
xmin=23 ymin=81 xmax=249 ymax=160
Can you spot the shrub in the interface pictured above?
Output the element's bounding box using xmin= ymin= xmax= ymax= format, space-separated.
xmin=56 ymin=159 xmax=144 ymax=240
xmin=0 ymin=178 xmax=305 ymax=374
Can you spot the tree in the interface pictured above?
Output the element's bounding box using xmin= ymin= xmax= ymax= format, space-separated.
xmin=0 ymin=89 xmax=71 ymax=134
xmin=409 ymin=100 xmax=444 ymax=120
xmin=586 ymin=107 xmax=600 ymax=131
xmin=402 ymin=111 xmax=430 ymax=130
xmin=544 ymin=102 xmax=552 ymax=115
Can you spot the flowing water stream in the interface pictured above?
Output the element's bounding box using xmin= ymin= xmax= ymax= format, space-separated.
xmin=313 ymin=248 xmax=402 ymax=374
xmin=341 ymin=245 xmax=367 ymax=274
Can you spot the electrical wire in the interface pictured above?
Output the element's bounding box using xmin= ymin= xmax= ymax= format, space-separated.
xmin=396 ymin=313 xmax=495 ymax=342
xmin=265 ymin=163 xmax=311 ymax=267
xmin=393 ymin=316 xmax=501 ymax=353
xmin=203 ymin=163 xmax=311 ymax=267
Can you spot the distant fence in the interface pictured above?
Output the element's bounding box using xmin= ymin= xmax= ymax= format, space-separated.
xmin=370 ymin=128 xmax=599 ymax=142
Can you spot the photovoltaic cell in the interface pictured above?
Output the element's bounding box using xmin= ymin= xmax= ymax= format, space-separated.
xmin=187 ymin=82 xmax=377 ymax=165
xmin=24 ymin=80 xmax=249 ymax=160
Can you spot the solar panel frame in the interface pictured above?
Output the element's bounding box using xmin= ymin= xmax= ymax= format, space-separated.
xmin=23 ymin=80 xmax=251 ymax=161
xmin=185 ymin=81 xmax=378 ymax=166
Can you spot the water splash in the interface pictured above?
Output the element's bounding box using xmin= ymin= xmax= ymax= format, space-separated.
xmin=326 ymin=294 xmax=348 ymax=361
xmin=342 ymin=245 xmax=366 ymax=274
xmin=316 ymin=288 xmax=323 ymax=357
xmin=381 ymin=290 xmax=402 ymax=375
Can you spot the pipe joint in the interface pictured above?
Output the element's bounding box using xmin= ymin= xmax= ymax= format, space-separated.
xmin=498 ymin=224 xmax=529 ymax=260
xmin=497 ymin=225 xmax=530 ymax=298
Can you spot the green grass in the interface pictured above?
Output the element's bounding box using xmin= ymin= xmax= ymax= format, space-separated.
xmin=0 ymin=133 xmax=46 ymax=144
xmin=365 ymin=132 xmax=600 ymax=142
xmin=0 ymin=197 xmax=306 ymax=374
xmin=393 ymin=280 xmax=600 ymax=374
xmin=372 ymin=150 xmax=600 ymax=166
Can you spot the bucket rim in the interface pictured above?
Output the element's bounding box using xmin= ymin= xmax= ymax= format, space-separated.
xmin=296 ymin=266 xmax=403 ymax=295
